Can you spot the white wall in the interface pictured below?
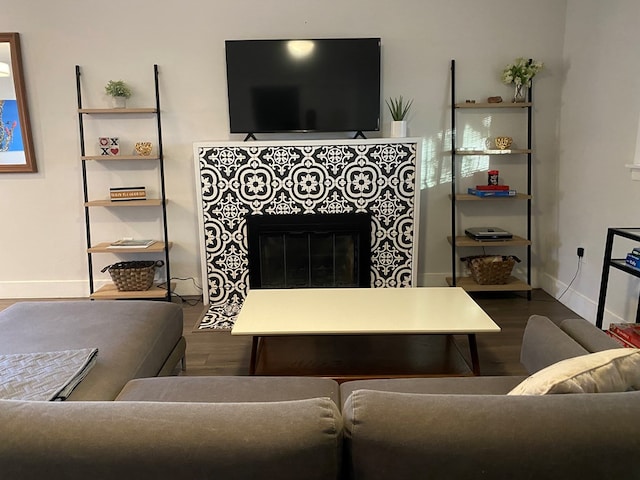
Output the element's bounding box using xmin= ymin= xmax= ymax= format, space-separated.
xmin=0 ymin=0 xmax=567 ymax=298
xmin=552 ymin=0 xmax=640 ymax=326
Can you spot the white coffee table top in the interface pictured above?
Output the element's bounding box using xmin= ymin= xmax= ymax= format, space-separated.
xmin=232 ymin=287 xmax=500 ymax=336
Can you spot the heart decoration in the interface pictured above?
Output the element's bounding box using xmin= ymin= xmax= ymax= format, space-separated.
xmin=109 ymin=147 xmax=120 ymax=155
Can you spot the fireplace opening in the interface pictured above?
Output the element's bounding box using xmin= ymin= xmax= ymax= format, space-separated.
xmin=246 ymin=213 xmax=371 ymax=289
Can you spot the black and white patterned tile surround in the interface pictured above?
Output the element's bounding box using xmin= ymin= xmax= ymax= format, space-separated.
xmin=194 ymin=138 xmax=421 ymax=329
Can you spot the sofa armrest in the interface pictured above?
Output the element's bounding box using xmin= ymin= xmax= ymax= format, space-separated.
xmin=559 ymin=318 xmax=621 ymax=352
xmin=520 ymin=315 xmax=588 ymax=373
xmin=0 ymin=398 xmax=342 ymax=480
xmin=343 ymin=389 xmax=640 ymax=480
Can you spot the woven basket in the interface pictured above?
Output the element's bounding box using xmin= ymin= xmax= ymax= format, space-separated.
xmin=462 ymin=255 xmax=520 ymax=285
xmin=101 ymin=260 xmax=164 ymax=291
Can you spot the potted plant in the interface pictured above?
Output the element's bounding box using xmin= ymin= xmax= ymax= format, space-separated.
xmin=502 ymin=58 xmax=543 ymax=102
xmin=386 ymin=96 xmax=413 ymax=137
xmin=104 ymin=80 xmax=132 ymax=108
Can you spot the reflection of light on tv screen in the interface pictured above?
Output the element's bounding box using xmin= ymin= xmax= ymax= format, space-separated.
xmin=0 ymin=99 xmax=23 ymax=151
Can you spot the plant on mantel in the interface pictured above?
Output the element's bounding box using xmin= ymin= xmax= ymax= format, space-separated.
xmin=386 ymin=96 xmax=413 ymax=138
xmin=386 ymin=95 xmax=413 ymax=121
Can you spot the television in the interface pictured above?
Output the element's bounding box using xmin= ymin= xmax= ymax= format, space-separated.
xmin=225 ymin=38 xmax=381 ymax=136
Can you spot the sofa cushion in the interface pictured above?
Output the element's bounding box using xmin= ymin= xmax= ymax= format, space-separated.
xmin=340 ymin=376 xmax=526 ymax=407
xmin=508 ymin=348 xmax=640 ymax=395
xmin=116 ymin=376 xmax=340 ymax=405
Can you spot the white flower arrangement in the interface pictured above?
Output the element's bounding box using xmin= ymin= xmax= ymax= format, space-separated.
xmin=502 ymin=58 xmax=543 ymax=86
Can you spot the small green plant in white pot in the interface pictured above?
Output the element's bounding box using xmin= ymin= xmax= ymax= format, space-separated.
xmin=386 ymin=96 xmax=413 ymax=137
xmin=105 ymin=80 xmax=132 ymax=108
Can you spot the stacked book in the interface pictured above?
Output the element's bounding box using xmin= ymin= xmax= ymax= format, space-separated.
xmin=467 ymin=185 xmax=517 ymax=197
xmin=624 ymin=247 xmax=640 ymax=269
xmin=607 ymin=323 xmax=640 ymax=348
xmin=110 ymin=186 xmax=146 ymax=201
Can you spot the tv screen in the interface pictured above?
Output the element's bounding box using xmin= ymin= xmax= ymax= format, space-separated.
xmin=225 ymin=38 xmax=381 ymax=135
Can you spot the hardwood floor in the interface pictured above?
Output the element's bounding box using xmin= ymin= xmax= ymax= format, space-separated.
xmin=0 ymin=289 xmax=581 ymax=377
xmin=183 ymin=288 xmax=581 ymax=377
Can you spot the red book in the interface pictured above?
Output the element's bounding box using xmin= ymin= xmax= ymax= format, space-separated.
xmin=475 ymin=185 xmax=510 ymax=191
xmin=609 ymin=323 xmax=640 ymax=348
xmin=605 ymin=329 xmax=636 ymax=348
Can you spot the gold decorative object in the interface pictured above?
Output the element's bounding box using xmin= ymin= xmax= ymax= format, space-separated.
xmin=494 ymin=136 xmax=513 ymax=150
xmin=134 ymin=141 xmax=152 ymax=156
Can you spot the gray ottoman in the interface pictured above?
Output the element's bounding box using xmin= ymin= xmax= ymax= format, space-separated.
xmin=0 ymin=300 xmax=185 ymax=400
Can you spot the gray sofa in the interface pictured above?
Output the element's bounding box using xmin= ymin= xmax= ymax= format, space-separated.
xmin=1 ymin=312 xmax=639 ymax=480
xmin=339 ymin=315 xmax=640 ymax=480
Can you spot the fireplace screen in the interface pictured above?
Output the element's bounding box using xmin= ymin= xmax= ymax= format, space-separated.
xmin=246 ymin=213 xmax=371 ymax=289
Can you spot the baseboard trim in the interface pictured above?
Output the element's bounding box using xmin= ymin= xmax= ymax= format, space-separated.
xmin=0 ymin=279 xmax=203 ymax=300
xmin=417 ymin=273 xmax=449 ymax=287
xmin=0 ymin=280 xmax=89 ymax=299
xmin=538 ymin=273 xmax=622 ymax=327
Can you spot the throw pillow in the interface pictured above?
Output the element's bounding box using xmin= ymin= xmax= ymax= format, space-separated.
xmin=508 ymin=348 xmax=640 ymax=395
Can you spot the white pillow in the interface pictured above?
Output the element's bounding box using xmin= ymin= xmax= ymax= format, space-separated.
xmin=508 ymin=348 xmax=640 ymax=395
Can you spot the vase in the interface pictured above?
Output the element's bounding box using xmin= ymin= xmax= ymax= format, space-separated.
xmin=513 ymin=84 xmax=527 ymax=103
xmin=111 ymin=96 xmax=127 ymax=108
xmin=390 ymin=120 xmax=407 ymax=138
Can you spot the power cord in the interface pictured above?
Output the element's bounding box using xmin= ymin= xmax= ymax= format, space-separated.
xmin=557 ymin=256 xmax=581 ymax=300
xmin=158 ymin=277 xmax=203 ymax=306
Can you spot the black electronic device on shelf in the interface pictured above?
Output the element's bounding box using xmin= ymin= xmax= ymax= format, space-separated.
xmin=465 ymin=227 xmax=513 ymax=241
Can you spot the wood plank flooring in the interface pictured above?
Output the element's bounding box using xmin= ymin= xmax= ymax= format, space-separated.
xmin=0 ymin=289 xmax=581 ymax=377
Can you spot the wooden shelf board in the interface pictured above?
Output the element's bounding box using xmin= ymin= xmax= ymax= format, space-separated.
xmin=455 ymin=149 xmax=531 ymax=155
xmin=455 ymin=102 xmax=531 ymax=109
xmin=79 ymin=107 xmax=157 ymax=114
xmin=90 ymin=283 xmax=171 ymax=300
xmin=450 ymin=193 xmax=531 ymax=201
xmin=85 ymin=199 xmax=164 ymax=207
xmin=446 ymin=276 xmax=532 ymax=292
xmin=82 ymin=155 xmax=159 ymax=161
xmin=88 ymin=241 xmax=172 ymax=254
xmin=447 ymin=235 xmax=531 ymax=247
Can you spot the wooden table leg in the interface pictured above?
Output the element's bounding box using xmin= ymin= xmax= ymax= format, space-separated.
xmin=249 ymin=336 xmax=259 ymax=375
xmin=468 ymin=334 xmax=480 ymax=375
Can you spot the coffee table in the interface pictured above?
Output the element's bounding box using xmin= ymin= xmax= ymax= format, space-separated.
xmin=231 ymin=287 xmax=500 ymax=377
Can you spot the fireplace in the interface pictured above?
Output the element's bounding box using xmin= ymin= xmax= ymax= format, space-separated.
xmin=195 ymin=139 xmax=420 ymax=328
xmin=246 ymin=213 xmax=371 ymax=289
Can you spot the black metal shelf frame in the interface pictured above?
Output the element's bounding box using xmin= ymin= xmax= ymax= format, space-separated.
xmin=596 ymin=227 xmax=640 ymax=328
xmin=449 ymin=59 xmax=533 ymax=298
xmin=75 ymin=65 xmax=171 ymax=301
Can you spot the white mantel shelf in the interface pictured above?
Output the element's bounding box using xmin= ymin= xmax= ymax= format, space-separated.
xmin=194 ymin=136 xmax=423 ymax=149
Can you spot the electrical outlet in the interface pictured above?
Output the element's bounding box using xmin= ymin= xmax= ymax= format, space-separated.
xmin=577 ymin=247 xmax=584 ymax=257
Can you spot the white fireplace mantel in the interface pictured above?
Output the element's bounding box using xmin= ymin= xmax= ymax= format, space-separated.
xmin=193 ymin=137 xmax=423 ymax=329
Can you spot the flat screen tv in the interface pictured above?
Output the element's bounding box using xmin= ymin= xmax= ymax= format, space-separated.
xmin=225 ymin=38 xmax=381 ymax=136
